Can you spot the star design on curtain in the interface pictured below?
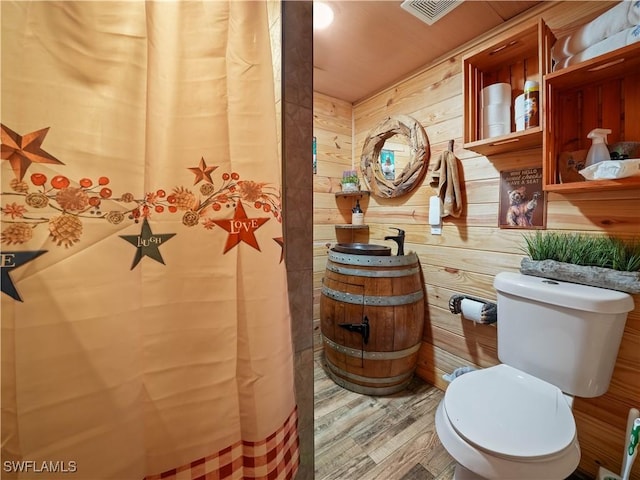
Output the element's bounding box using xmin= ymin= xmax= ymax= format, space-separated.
xmin=273 ymin=237 xmax=284 ymax=263
xmin=120 ymin=218 xmax=176 ymax=270
xmin=1 ymin=250 xmax=48 ymax=301
xmin=1 ymin=124 xmax=64 ymax=181
xmin=188 ymin=157 xmax=217 ymax=185
xmin=213 ymin=201 xmax=270 ymax=254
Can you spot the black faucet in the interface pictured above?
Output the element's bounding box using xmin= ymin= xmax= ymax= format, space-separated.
xmin=384 ymin=228 xmax=405 ymax=256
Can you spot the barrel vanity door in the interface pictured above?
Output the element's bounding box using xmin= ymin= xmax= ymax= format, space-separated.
xmin=360 ymin=272 xmax=425 ymax=396
xmin=320 ymin=276 xmax=367 ymax=382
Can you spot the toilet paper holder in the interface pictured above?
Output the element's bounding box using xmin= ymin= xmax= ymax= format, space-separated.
xmin=448 ymin=294 xmax=497 ymax=325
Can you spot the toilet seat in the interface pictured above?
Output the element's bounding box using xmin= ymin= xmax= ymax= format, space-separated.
xmin=444 ymin=364 xmax=576 ymax=460
xmin=435 ymin=401 xmax=580 ymax=480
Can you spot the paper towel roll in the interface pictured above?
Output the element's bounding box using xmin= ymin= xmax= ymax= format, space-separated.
xmin=461 ymin=298 xmax=484 ymax=323
xmin=483 ymin=122 xmax=510 ymax=139
xmin=481 ymin=103 xmax=510 ymax=138
xmin=482 ymin=83 xmax=511 ymax=105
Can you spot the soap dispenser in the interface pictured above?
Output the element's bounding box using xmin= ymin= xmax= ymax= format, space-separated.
xmin=351 ymin=199 xmax=364 ymax=226
xmin=585 ymin=128 xmax=612 ymax=168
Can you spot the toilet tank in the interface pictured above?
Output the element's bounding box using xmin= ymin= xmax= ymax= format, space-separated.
xmin=493 ymin=272 xmax=634 ymax=397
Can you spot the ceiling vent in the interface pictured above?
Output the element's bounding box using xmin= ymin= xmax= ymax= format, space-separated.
xmin=400 ymin=0 xmax=463 ymax=26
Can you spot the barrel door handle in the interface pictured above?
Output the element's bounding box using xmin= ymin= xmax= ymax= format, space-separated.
xmin=338 ymin=316 xmax=370 ymax=344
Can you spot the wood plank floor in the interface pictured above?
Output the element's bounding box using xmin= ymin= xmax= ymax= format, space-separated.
xmin=314 ymin=351 xmax=456 ymax=480
xmin=313 ymin=351 xmax=590 ymax=480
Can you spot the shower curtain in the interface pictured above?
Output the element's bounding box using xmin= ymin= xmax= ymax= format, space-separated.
xmin=1 ymin=1 xmax=299 ymax=479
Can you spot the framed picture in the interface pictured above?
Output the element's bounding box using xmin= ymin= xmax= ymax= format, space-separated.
xmin=380 ymin=149 xmax=395 ymax=180
xmin=498 ymin=167 xmax=546 ymax=229
xmin=313 ymin=136 xmax=317 ymax=174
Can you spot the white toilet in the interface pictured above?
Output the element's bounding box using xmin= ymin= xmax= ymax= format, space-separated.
xmin=435 ymin=272 xmax=635 ymax=480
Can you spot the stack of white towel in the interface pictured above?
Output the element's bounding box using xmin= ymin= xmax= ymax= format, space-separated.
xmin=552 ymin=1 xmax=640 ymax=71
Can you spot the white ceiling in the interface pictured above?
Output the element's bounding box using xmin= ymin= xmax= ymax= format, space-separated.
xmin=313 ymin=0 xmax=542 ymax=103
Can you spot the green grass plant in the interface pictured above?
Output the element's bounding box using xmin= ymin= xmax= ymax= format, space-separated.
xmin=522 ymin=232 xmax=640 ymax=272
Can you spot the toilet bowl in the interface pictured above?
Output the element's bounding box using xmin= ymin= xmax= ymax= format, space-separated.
xmin=435 ymin=364 xmax=581 ymax=480
xmin=435 ymin=273 xmax=633 ymax=480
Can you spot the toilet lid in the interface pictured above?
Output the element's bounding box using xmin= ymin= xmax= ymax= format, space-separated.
xmin=444 ymin=364 xmax=576 ymax=459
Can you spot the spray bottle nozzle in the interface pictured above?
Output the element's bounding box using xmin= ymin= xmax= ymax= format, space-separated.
xmin=587 ymin=128 xmax=612 ymax=144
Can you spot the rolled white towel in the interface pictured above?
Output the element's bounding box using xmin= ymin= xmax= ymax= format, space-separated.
xmin=554 ymin=24 xmax=640 ymax=71
xmin=552 ymin=57 xmax=570 ymax=72
xmin=631 ymin=0 xmax=640 ymax=23
xmin=552 ymin=1 xmax=639 ymax=61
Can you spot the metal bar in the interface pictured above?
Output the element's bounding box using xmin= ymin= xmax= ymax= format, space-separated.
xmin=321 ymin=286 xmax=423 ymax=306
xmin=322 ymin=335 xmax=421 ymax=359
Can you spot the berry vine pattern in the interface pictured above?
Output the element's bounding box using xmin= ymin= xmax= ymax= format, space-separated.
xmin=1 ymin=124 xmax=282 ymax=249
xmin=1 ymin=124 xmax=285 ymax=300
xmin=2 ymin=168 xmax=281 ymax=248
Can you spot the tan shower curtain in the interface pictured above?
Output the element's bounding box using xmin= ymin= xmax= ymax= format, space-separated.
xmin=1 ymin=1 xmax=298 ymax=479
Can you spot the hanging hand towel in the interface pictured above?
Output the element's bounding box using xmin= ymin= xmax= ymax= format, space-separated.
xmin=428 ymin=149 xmax=463 ymax=218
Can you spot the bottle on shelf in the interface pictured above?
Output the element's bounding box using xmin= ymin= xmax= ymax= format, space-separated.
xmin=352 ymin=199 xmax=364 ymax=226
xmin=523 ymin=80 xmax=539 ymax=129
xmin=584 ymin=128 xmax=612 ymax=168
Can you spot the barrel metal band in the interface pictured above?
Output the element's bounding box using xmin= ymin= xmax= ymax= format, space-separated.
xmin=325 ymin=361 xmax=413 ymax=384
xmin=324 ymin=366 xmax=413 ymax=395
xmin=328 ymin=250 xmax=419 ymax=267
xmin=322 ymin=335 xmax=421 ymax=359
xmin=326 ymin=263 xmax=420 ymax=278
xmin=321 ymin=286 xmax=423 ymax=306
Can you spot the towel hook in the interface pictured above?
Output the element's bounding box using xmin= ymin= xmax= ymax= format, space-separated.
xmin=448 ymin=139 xmax=454 ymax=152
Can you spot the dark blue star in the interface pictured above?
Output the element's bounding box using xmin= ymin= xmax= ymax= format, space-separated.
xmin=120 ymin=218 xmax=176 ymax=270
xmin=1 ymin=250 xmax=47 ymax=302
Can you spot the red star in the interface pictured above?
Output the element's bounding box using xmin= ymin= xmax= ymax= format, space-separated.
xmin=213 ymin=201 xmax=270 ymax=254
xmin=188 ymin=157 xmax=217 ymax=185
xmin=1 ymin=124 xmax=64 ymax=181
xmin=273 ymin=237 xmax=284 ymax=263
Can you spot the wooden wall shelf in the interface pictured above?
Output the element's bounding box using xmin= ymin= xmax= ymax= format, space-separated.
xmin=335 ymin=225 xmax=369 ymax=230
xmin=544 ymin=176 xmax=640 ymax=193
xmin=543 ymin=43 xmax=640 ymax=192
xmin=463 ymin=19 xmax=554 ymax=156
xmin=463 ymin=128 xmax=542 ymax=157
xmin=335 ymin=190 xmax=370 ymax=198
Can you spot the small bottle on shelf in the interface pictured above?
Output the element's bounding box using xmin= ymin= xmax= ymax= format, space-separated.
xmin=523 ymin=80 xmax=539 ymax=129
xmin=584 ymin=128 xmax=612 ymax=168
xmin=352 ymin=199 xmax=364 ymax=225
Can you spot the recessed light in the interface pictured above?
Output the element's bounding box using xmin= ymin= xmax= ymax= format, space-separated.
xmin=314 ymin=2 xmax=334 ymax=30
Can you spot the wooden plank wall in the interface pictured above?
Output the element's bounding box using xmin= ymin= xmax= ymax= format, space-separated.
xmin=313 ymin=93 xmax=354 ymax=350
xmin=313 ymin=2 xmax=640 ymax=479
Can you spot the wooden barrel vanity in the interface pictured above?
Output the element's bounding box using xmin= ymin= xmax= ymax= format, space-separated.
xmin=320 ymin=247 xmax=425 ymax=395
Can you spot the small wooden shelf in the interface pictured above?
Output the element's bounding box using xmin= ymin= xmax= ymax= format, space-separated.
xmin=334 ymin=190 xmax=369 ymax=242
xmin=463 ymin=18 xmax=555 ymax=156
xmin=335 ymin=190 xmax=370 ymax=198
xmin=463 ymin=128 xmax=542 ymax=157
xmin=334 ymin=225 xmax=370 ymax=245
xmin=544 ymin=177 xmax=640 ymax=193
xmin=543 ymin=43 xmax=640 ymax=192
xmin=335 ymin=225 xmax=369 ymax=230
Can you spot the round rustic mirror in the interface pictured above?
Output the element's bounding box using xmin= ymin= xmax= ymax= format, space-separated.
xmin=360 ymin=115 xmax=430 ymax=198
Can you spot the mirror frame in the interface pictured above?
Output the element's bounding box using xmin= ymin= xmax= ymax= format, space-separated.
xmin=360 ymin=115 xmax=430 ymax=198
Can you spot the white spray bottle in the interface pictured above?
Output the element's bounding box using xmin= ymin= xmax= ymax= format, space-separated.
xmin=585 ymin=128 xmax=612 ymax=168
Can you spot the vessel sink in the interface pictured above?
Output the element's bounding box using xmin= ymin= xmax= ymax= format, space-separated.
xmin=332 ymin=243 xmax=391 ymax=256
